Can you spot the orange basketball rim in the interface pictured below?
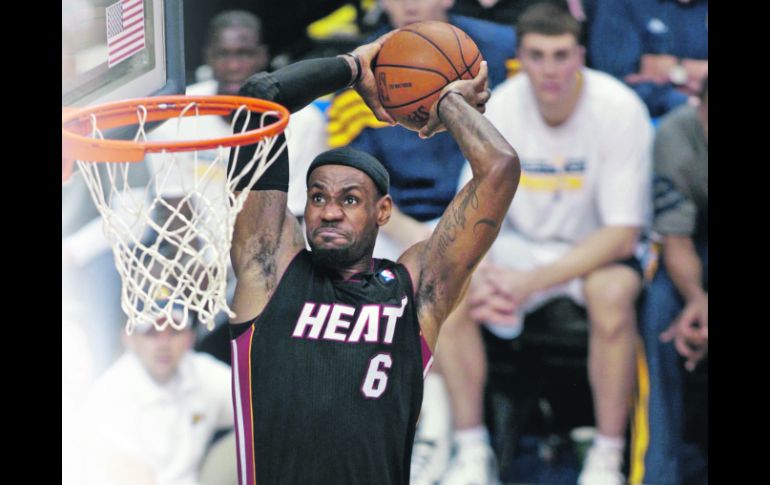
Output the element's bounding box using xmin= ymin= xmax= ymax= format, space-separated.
xmin=61 ymin=95 xmax=290 ymax=181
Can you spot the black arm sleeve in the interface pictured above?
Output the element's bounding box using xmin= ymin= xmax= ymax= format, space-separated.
xmin=229 ymin=117 xmax=289 ymax=192
xmin=228 ymin=56 xmax=351 ymax=191
xmin=238 ymin=56 xmax=353 ymax=113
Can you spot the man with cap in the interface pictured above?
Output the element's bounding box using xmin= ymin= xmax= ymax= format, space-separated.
xmin=79 ymin=303 xmax=235 ymax=485
xmin=225 ymin=33 xmax=520 ymax=485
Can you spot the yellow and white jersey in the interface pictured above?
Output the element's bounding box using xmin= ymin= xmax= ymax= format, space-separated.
xmin=460 ymin=67 xmax=654 ymax=244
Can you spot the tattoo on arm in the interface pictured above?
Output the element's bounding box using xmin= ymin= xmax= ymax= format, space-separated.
xmin=419 ymin=179 xmax=502 ymax=302
xmin=425 ymin=182 xmax=499 ymax=260
xmin=464 ymin=220 xmax=497 ymax=270
xmin=466 ymin=256 xmax=481 ymax=271
xmin=474 ymin=219 xmax=497 ymax=232
xmin=425 ymin=180 xmax=480 ymax=259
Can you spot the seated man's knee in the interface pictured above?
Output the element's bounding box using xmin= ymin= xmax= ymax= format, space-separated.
xmin=584 ymin=264 xmax=642 ymax=337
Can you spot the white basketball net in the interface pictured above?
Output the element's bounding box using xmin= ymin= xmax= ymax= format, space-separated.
xmin=74 ymin=101 xmax=286 ymax=334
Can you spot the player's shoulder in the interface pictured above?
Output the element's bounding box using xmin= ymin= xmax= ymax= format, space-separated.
xmin=373 ymin=257 xmax=411 ymax=288
xmin=378 ymin=256 xmax=411 ymax=278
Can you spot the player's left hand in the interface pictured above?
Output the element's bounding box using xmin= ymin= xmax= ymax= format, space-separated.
xmin=419 ymin=61 xmax=491 ymax=139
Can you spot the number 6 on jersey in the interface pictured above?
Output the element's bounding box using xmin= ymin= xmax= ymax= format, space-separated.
xmin=361 ymin=353 xmax=392 ymax=399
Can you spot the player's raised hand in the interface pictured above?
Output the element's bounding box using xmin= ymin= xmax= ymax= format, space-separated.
xmin=419 ymin=61 xmax=491 ymax=139
xmin=351 ymin=31 xmax=397 ymax=126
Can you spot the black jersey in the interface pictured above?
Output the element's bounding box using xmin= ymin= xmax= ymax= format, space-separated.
xmin=230 ymin=250 xmax=433 ymax=485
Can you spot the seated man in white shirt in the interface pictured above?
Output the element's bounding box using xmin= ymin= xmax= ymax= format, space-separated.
xmin=79 ymin=304 xmax=234 ymax=485
xmin=436 ymin=4 xmax=653 ymax=485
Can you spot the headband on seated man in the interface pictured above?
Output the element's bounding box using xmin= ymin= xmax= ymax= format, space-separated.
xmin=306 ymin=147 xmax=390 ymax=196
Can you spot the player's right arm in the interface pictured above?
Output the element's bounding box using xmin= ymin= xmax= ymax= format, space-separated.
xmin=229 ymin=189 xmax=303 ymax=322
xmin=229 ymin=34 xmax=396 ymax=323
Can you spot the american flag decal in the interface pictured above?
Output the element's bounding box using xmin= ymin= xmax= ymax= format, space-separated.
xmin=106 ymin=0 xmax=145 ymax=67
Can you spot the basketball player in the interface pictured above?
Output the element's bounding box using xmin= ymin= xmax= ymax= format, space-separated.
xmin=226 ymin=34 xmax=521 ymax=484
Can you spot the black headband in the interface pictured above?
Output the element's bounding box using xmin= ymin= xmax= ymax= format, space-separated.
xmin=306 ymin=147 xmax=390 ymax=195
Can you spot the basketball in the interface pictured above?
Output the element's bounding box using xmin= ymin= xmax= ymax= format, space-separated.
xmin=374 ymin=21 xmax=484 ymax=131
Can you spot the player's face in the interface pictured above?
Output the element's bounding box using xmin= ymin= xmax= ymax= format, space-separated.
xmin=206 ymin=26 xmax=269 ymax=95
xmin=382 ymin=0 xmax=454 ymax=28
xmin=305 ymin=165 xmax=391 ymax=268
xmin=126 ymin=325 xmax=194 ymax=385
xmin=519 ymin=33 xmax=584 ymax=107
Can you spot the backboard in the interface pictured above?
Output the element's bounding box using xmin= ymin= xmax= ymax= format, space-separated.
xmin=62 ymin=0 xmax=185 ymax=108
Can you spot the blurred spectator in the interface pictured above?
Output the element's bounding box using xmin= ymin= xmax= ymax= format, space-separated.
xmin=200 ymin=10 xmax=270 ymax=95
xmin=63 ymin=317 xmax=96 ymax=485
xmin=437 ymin=4 xmax=653 ymax=484
xmin=452 ymin=0 xmax=553 ymax=24
xmin=79 ymin=306 xmax=233 ymax=485
xmin=326 ymin=1 xmax=516 ymax=483
xmin=588 ymin=0 xmax=708 ymax=118
xmin=451 ymin=0 xmax=595 ymax=46
xmin=182 ymin=0 xmax=351 ymax=77
xmin=632 ymin=78 xmax=707 ymax=485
